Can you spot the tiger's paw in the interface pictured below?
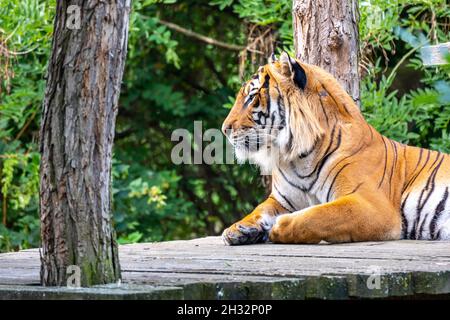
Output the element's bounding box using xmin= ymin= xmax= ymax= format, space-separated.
xmin=222 ymin=223 xmax=268 ymax=246
xmin=269 ymin=213 xmax=321 ymax=244
xmin=268 ymin=214 xmax=293 ymax=243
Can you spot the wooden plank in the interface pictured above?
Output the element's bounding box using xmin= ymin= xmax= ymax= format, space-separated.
xmin=420 ymin=42 xmax=450 ymax=66
xmin=1 ymin=237 xmax=450 ymax=299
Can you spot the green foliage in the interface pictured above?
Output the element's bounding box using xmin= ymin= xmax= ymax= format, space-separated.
xmin=359 ymin=0 xmax=450 ymax=153
xmin=210 ymin=0 xmax=293 ymax=51
xmin=112 ymin=160 xmax=203 ymax=243
xmin=0 ymin=0 xmax=449 ymax=252
xmin=0 ymin=0 xmax=54 ymax=252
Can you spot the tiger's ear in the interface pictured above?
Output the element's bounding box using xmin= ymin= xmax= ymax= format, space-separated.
xmin=279 ymin=51 xmax=307 ymax=90
xmin=268 ymin=52 xmax=278 ymax=64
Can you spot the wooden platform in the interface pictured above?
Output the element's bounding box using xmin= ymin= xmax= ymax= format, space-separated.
xmin=1 ymin=237 xmax=450 ymax=299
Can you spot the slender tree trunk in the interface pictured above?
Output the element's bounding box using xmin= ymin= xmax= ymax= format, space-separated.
xmin=293 ymin=0 xmax=360 ymax=106
xmin=40 ymin=0 xmax=131 ymax=286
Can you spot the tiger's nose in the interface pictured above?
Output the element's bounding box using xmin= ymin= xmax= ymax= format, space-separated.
xmin=222 ymin=122 xmax=233 ymax=136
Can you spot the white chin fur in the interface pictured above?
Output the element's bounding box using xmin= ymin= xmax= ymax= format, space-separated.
xmin=234 ymin=147 xmax=249 ymax=164
xmin=235 ymin=145 xmax=279 ymax=175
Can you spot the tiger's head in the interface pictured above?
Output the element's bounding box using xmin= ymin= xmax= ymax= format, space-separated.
xmin=222 ymin=52 xmax=360 ymax=172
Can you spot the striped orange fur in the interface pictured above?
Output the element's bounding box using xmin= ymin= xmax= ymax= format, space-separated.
xmin=221 ymin=52 xmax=450 ymax=245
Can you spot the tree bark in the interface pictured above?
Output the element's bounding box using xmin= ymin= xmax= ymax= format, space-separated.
xmin=293 ymin=0 xmax=360 ymax=106
xmin=40 ymin=0 xmax=130 ymax=286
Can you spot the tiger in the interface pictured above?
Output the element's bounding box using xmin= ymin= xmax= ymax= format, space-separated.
xmin=221 ymin=51 xmax=450 ymax=245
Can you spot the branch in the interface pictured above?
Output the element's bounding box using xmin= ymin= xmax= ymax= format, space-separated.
xmin=14 ymin=110 xmax=37 ymax=141
xmin=0 ymin=43 xmax=36 ymax=56
xmin=158 ymin=19 xmax=262 ymax=54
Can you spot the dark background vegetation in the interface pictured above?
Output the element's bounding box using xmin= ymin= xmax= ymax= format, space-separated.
xmin=0 ymin=0 xmax=449 ymax=251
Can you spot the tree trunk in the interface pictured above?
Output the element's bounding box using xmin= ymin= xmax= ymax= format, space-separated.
xmin=40 ymin=0 xmax=130 ymax=286
xmin=293 ymin=0 xmax=360 ymax=106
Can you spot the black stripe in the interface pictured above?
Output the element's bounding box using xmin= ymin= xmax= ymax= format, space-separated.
xmin=319 ymin=98 xmax=329 ymax=125
xmin=400 ymin=192 xmax=411 ymax=238
xmin=313 ymin=127 xmax=342 ymax=179
xmin=277 ymin=167 xmax=307 ymax=192
xmin=427 ymin=151 xmax=441 ymax=173
xmin=270 ymin=112 xmax=276 ymax=128
xmin=292 ymin=96 xmax=307 ymax=119
xmin=243 ymin=92 xmax=257 ymax=108
xmin=341 ymin=103 xmax=352 ymax=117
xmin=275 ymin=85 xmax=283 ymax=113
xmin=388 ymin=140 xmax=398 ymax=198
xmin=279 ymin=104 xmax=286 ymax=127
xmin=288 ymin=125 xmax=293 ymax=151
xmin=305 ymin=127 xmax=343 ymax=191
xmin=256 ymin=131 xmax=260 ymax=151
xmin=263 ymin=75 xmax=271 ymax=116
xmin=417 ymin=212 xmax=429 ymax=240
xmin=378 ymin=136 xmax=389 ymax=188
xmin=405 ymin=149 xmax=431 ymax=195
xmin=401 ymin=149 xmax=418 ymax=193
xmin=403 ymin=148 xmax=424 ymax=193
xmin=327 ymin=91 xmax=350 ymax=117
xmin=410 ymin=218 xmax=418 ymax=240
xmin=326 ymin=163 xmax=351 ymax=201
xmin=320 ymin=142 xmax=365 ymax=190
xmin=430 ymin=187 xmax=448 ymax=239
xmin=413 ymin=149 xmax=423 ymax=173
xmin=412 ymin=148 xmax=424 ymax=173
xmin=262 ymin=74 xmax=270 ymax=88
xmin=292 ymin=124 xmax=338 ymax=179
xmin=347 ymin=182 xmax=363 ymax=195
xmin=273 ymin=184 xmax=296 ymax=212
xmin=417 ymin=154 xmax=444 ymax=212
xmin=412 ymin=153 xmax=444 ymax=239
xmin=244 ymin=135 xmax=249 ymax=149
xmin=416 ymin=160 xmax=443 ymax=238
xmin=255 ymin=111 xmax=265 ymax=125
xmin=298 ymin=140 xmax=317 ymax=158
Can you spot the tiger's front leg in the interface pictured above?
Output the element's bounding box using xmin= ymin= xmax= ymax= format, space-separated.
xmin=222 ymin=196 xmax=288 ymax=245
xmin=269 ymin=194 xmax=402 ymax=244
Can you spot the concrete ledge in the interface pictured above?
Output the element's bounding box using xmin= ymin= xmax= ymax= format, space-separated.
xmin=0 ymin=284 xmax=183 ymax=300
xmin=1 ymin=237 xmax=450 ymax=299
